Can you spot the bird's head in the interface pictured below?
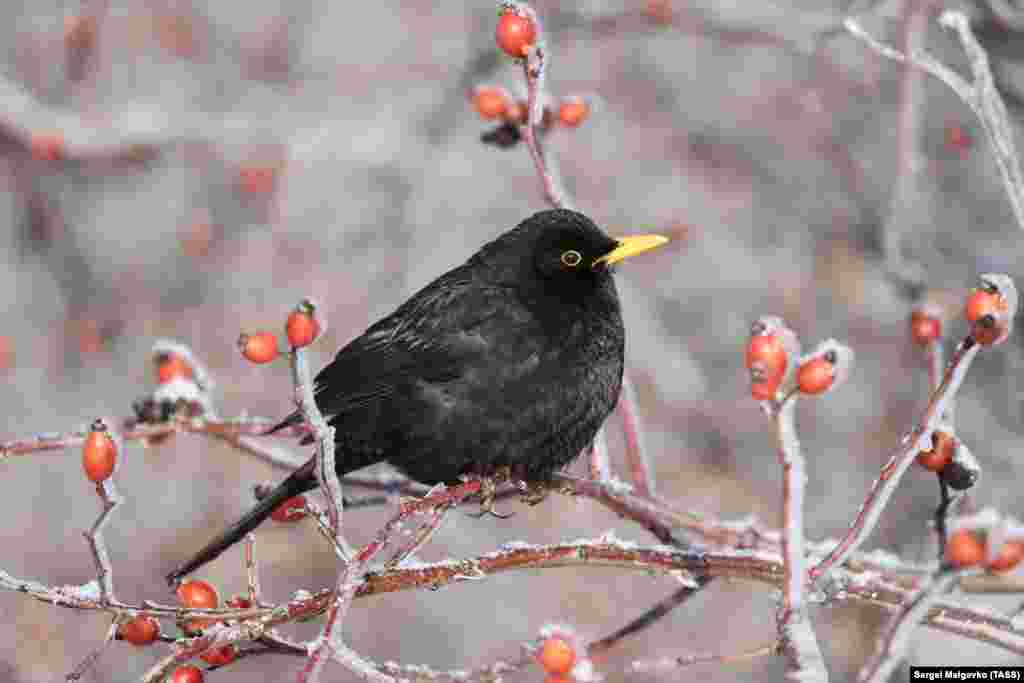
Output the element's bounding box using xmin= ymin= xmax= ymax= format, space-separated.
xmin=475 ymin=209 xmax=668 ymax=302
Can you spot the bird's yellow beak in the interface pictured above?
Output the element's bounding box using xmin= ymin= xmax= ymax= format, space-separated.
xmin=592 ymin=234 xmax=669 ymax=268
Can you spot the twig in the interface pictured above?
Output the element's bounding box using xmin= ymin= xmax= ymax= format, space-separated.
xmin=589 ymin=579 xmax=710 ymax=658
xmin=629 ymin=642 xmax=775 ymax=673
xmin=857 ymin=569 xmax=969 ymax=682
xmin=618 ymin=372 xmax=655 ymax=497
xmin=846 ymin=11 xmax=1024 ymax=230
xmin=810 ymin=336 xmax=981 ymax=580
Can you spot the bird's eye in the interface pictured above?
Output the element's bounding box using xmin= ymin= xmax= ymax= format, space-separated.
xmin=560 ymin=250 xmax=582 ymax=268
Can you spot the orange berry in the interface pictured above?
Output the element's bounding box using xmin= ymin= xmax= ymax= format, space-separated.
xmin=157 ymin=353 xmax=193 ymax=384
xmin=945 ymin=124 xmax=972 ymax=154
xmin=270 ymin=495 xmax=307 ymax=522
xmin=82 ymin=420 xmax=116 ymax=483
xmin=916 ymin=430 xmax=955 ymax=473
xmin=505 ymin=100 xmax=528 ymax=125
xmin=201 ymin=644 xmax=237 ymax=667
xmin=796 ymin=356 xmax=834 ymax=395
xmin=286 ymin=309 xmax=320 ymax=349
xmin=170 ymin=666 xmax=204 ymax=683
xmin=119 ymin=615 xmax=159 ymax=646
xmin=64 ymin=15 xmax=97 ymax=51
xmin=238 ymin=332 xmax=279 ymax=364
xmin=945 ymin=528 xmax=985 ymax=568
xmin=473 ymin=88 xmax=508 ymax=120
xmin=496 ymin=11 xmax=536 ymax=58
xmin=176 ymin=579 xmax=219 ymax=609
xmin=225 ymin=595 xmax=253 ymax=609
xmin=746 ymin=334 xmax=787 ymax=376
xmin=537 ymin=636 xmax=576 ymax=676
xmin=964 ymin=288 xmax=1007 ymax=346
xmin=988 ymin=540 xmax=1024 ymax=573
xmin=557 ymin=100 xmax=589 ymax=128
xmin=909 ymin=310 xmax=941 ymax=346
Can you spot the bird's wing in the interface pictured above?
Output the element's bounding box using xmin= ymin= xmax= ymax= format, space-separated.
xmin=310 ymin=276 xmax=542 ymax=421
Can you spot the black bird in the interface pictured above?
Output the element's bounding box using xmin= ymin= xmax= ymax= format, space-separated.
xmin=167 ymin=209 xmax=666 ymax=584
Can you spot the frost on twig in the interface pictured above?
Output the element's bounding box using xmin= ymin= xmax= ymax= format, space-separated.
xmin=845 ymin=11 xmax=1024 ymax=230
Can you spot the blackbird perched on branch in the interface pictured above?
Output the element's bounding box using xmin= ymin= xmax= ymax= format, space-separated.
xmin=167 ymin=209 xmax=667 ymax=584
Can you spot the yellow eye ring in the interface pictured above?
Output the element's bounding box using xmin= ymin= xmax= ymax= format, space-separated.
xmin=561 ymin=250 xmax=582 ymax=268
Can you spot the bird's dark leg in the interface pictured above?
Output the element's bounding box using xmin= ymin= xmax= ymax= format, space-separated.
xmin=465 ymin=466 xmax=515 ymax=519
xmin=517 ymin=478 xmax=552 ymax=506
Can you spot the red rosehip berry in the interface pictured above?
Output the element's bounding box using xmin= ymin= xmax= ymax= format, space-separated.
xmin=945 ymin=528 xmax=985 ymax=568
xmin=157 ymin=353 xmax=193 ymax=384
xmin=176 ymin=579 xmax=219 ymax=609
xmin=270 ymin=495 xmax=307 ymax=522
xmin=237 ymin=164 xmax=276 ymax=195
xmin=746 ymin=333 xmax=787 ymax=400
xmin=496 ymin=11 xmax=536 ymax=58
xmin=916 ymin=430 xmax=955 ymax=473
xmin=945 ymin=124 xmax=972 ymax=155
xmin=238 ymin=332 xmax=279 ymax=364
xmin=225 ymin=595 xmax=253 ymax=609
xmin=473 ymin=87 xmax=508 ymax=120
xmin=964 ymin=288 xmax=1007 ymax=346
xmin=557 ymin=100 xmax=589 ymax=128
xmin=286 ymin=308 xmax=320 ymax=349
xmin=796 ymin=355 xmax=835 ymax=395
xmin=170 ymin=666 xmax=204 ymax=683
xmin=988 ymin=540 xmax=1024 ymax=573
xmin=82 ymin=419 xmax=116 ymax=483
xmin=119 ymin=615 xmax=160 ymax=646
xmin=537 ymin=636 xmax=576 ymax=675
xmin=201 ymin=644 xmax=238 ymax=667
xmin=909 ymin=310 xmax=941 ymax=346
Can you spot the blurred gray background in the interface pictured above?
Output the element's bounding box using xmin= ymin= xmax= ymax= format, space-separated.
xmin=2 ymin=0 xmax=1024 ymax=680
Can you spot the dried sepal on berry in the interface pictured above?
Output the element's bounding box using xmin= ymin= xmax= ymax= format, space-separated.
xmin=745 ymin=316 xmax=799 ymax=401
xmin=940 ymin=438 xmax=980 ymax=491
xmin=82 ymin=418 xmax=117 ymax=483
xmin=965 ymin=273 xmax=1017 ymax=346
xmin=795 ymin=340 xmax=853 ymax=396
xmin=909 ymin=302 xmax=943 ymax=346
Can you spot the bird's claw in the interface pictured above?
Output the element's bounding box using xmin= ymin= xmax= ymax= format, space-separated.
xmin=466 ymin=468 xmax=515 ymax=519
xmin=517 ymin=479 xmax=551 ymax=506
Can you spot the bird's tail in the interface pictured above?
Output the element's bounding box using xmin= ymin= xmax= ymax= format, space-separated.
xmin=166 ymin=463 xmax=315 ymax=586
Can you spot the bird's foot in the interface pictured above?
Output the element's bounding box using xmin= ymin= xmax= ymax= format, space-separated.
xmin=517 ymin=479 xmax=551 ymax=506
xmin=465 ymin=467 xmax=514 ymax=519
